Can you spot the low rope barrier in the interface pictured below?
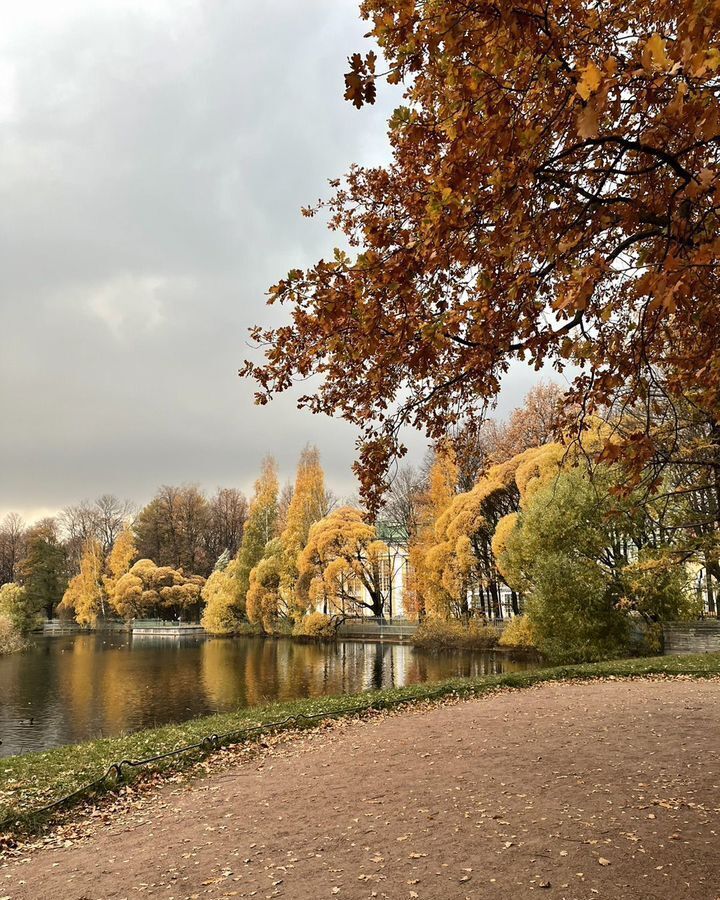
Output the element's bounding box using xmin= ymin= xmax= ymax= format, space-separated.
xmin=0 ymin=686 xmax=465 ymax=833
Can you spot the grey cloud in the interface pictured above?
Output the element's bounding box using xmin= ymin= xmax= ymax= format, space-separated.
xmin=0 ymin=0 xmax=540 ymax=520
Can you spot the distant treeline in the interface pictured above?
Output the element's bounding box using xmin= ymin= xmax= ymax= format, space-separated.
xmin=3 ymin=379 xmax=718 ymax=665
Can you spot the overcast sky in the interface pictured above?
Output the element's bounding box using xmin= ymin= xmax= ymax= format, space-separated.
xmin=0 ymin=0 xmax=545 ymax=522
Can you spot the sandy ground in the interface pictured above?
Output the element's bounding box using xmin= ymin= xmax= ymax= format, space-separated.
xmin=1 ymin=678 xmax=719 ymax=900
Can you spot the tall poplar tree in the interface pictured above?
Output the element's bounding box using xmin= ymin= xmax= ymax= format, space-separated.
xmin=59 ymin=538 xmax=105 ymax=627
xmin=203 ymin=456 xmax=279 ymax=632
xmin=280 ymin=446 xmax=329 ymax=619
xmin=406 ymin=447 xmax=459 ymax=620
xmin=235 ymin=456 xmax=279 ymax=600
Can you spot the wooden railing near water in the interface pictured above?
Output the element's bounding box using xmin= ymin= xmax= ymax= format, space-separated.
xmin=131 ymin=619 xmax=205 ymax=637
xmin=337 ymin=617 xmax=417 ymax=642
xmin=338 ymin=616 xmax=512 ymax=643
xmin=41 ymin=619 xmax=81 ymax=634
xmin=337 ymin=616 xmax=513 ymax=642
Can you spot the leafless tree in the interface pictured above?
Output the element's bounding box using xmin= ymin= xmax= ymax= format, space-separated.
xmin=0 ymin=512 xmax=27 ymax=585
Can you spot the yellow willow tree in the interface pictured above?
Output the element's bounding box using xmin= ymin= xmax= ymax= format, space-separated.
xmin=201 ymin=552 xmax=243 ymax=635
xmin=491 ymin=422 xmax=620 ymax=591
xmin=103 ymin=523 xmax=137 ymax=613
xmin=201 ymin=565 xmax=239 ymax=634
xmin=245 ymin=538 xmax=283 ymax=632
xmin=427 ymin=446 xmax=564 ymax=620
xmin=59 ymin=538 xmax=105 ymax=627
xmin=298 ymin=507 xmax=390 ymax=619
xmin=202 ymin=457 xmax=279 ymax=634
xmin=405 ymin=446 xmax=458 ymax=620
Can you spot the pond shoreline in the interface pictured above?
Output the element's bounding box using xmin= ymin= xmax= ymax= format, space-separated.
xmin=39 ymin=617 xmax=537 ymax=642
xmin=31 ymin=624 xmax=544 ymax=662
xmin=31 ymin=625 xmax=543 ymax=661
xmin=35 ymin=620 xmax=538 ymax=650
xmin=0 ymin=633 xmax=538 ymax=758
xmin=2 ymin=652 xmax=719 ymax=837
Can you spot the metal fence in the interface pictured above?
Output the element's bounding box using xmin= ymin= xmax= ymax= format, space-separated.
xmin=342 ymin=616 xmax=414 ymax=626
xmin=337 ymin=617 xmax=418 ymax=640
xmin=336 ymin=616 xmax=512 ymax=641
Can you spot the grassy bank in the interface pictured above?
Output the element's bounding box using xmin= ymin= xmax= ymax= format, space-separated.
xmin=2 ymin=652 xmax=720 ymax=835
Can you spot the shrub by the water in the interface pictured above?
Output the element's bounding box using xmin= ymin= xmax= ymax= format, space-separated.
xmin=292 ymin=612 xmax=338 ymax=641
xmin=0 ymin=582 xmax=41 ymax=635
xmin=233 ymin=621 xmax=264 ymax=637
xmin=0 ymin=583 xmax=36 ymax=653
xmin=498 ymin=615 xmax=536 ymax=650
xmin=412 ymin=618 xmax=500 ymax=651
xmin=0 ymin=615 xmax=26 ymax=654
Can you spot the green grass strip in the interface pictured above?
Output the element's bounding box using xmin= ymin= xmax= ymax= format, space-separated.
xmin=2 ymin=652 xmax=719 ymax=834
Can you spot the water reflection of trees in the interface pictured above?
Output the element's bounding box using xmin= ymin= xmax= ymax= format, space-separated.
xmin=1 ymin=636 xmax=539 ymax=756
xmin=202 ymin=639 xmax=535 ymax=710
xmin=58 ymin=634 xmax=214 ymax=740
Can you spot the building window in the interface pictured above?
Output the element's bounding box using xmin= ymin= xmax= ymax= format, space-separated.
xmin=379 ymin=557 xmax=391 ymax=594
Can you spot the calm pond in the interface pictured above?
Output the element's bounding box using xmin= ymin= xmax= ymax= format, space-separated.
xmin=0 ymin=633 xmax=539 ymax=757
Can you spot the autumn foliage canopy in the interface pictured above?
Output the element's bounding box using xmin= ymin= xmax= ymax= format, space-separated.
xmin=244 ymin=0 xmax=720 ymax=506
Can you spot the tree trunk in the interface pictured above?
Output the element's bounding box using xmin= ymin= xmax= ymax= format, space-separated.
xmin=369 ymin=590 xmax=384 ymax=619
xmin=706 ymin=563 xmax=716 ymax=615
xmin=489 ymin=580 xmax=501 ymax=619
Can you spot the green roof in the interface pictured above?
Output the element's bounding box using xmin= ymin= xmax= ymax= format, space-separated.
xmin=376 ymin=522 xmax=410 ymax=544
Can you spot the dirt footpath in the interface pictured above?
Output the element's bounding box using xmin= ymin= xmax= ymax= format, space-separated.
xmin=2 ymin=678 xmax=720 ymax=900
